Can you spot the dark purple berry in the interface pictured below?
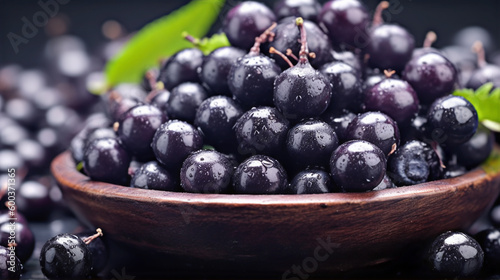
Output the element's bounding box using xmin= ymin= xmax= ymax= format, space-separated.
xmin=228 ymin=54 xmax=281 ymax=109
xmin=318 ymin=0 xmax=369 ymax=49
xmin=116 ymin=104 xmax=167 ymax=160
xmin=83 ymin=138 xmax=131 ymax=185
xmin=475 ymin=228 xmax=500 ymax=270
xmin=75 ymin=230 xmax=108 ymax=274
xmin=39 ymin=233 xmax=92 ymax=280
xmin=0 ymin=221 xmax=34 ymax=263
xmin=157 ymin=48 xmax=203 ymax=90
xmin=222 ymin=1 xmax=276 ymax=50
xmin=364 ymin=76 xmax=420 ymax=125
xmin=233 ymin=106 xmax=290 ymax=158
xmin=151 ymin=120 xmax=203 ymax=169
xmin=194 ymin=96 xmax=244 ymax=154
xmin=0 ymin=246 xmax=22 ymax=280
xmin=426 ymin=231 xmax=483 ymax=278
xmin=166 ymin=82 xmax=208 ymax=123
xmin=130 ymin=161 xmax=178 ymax=191
xmin=346 ymin=112 xmax=400 ymax=157
xmin=233 ymin=155 xmax=288 ymax=194
xmin=403 ymin=52 xmax=458 ymax=104
xmin=330 ymin=140 xmax=386 ymax=192
xmin=266 ymin=19 xmax=333 ymax=69
xmin=180 ymin=150 xmax=234 ymax=194
xmin=426 ymin=95 xmax=478 ymax=146
xmin=199 ymin=47 xmax=246 ymax=95
xmin=273 ymin=0 xmax=321 ymax=22
xmin=322 ymin=110 xmax=356 ymax=143
xmin=319 ymin=61 xmax=363 ymax=113
xmin=286 ymin=120 xmax=338 ymax=170
xmin=289 ymin=169 xmax=334 ymax=194
xmin=387 ymin=140 xmax=443 ymax=186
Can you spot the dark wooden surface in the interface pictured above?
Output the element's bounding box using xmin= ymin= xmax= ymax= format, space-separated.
xmin=51 ymin=148 xmax=500 ymax=277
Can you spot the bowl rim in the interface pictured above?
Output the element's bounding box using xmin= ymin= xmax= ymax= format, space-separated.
xmin=51 ymin=148 xmax=500 ymax=207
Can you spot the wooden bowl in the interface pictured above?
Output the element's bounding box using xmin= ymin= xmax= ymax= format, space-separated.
xmin=51 ymin=147 xmax=500 ymax=275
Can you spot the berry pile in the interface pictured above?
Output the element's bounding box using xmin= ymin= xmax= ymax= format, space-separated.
xmin=75 ymin=0 xmax=493 ymax=196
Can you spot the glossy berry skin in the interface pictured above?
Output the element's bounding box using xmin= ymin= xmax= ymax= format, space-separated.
xmin=157 ymin=48 xmax=203 ymax=90
xmin=318 ymin=0 xmax=370 ymax=48
xmin=222 ymin=1 xmax=276 ymax=51
xmin=130 ymin=161 xmax=178 ymax=191
xmin=274 ymin=61 xmax=332 ymax=120
xmin=151 ymin=120 xmax=203 ymax=169
xmin=228 ymin=54 xmax=281 ymax=109
xmin=367 ymin=24 xmax=415 ymax=73
xmin=475 ymin=228 xmax=500 ymax=270
xmin=116 ymin=104 xmax=166 ymax=160
xmin=331 ymin=50 xmax=363 ymax=73
xmin=17 ymin=180 xmax=55 ymax=221
xmin=330 ymin=140 xmax=386 ymax=192
xmin=233 ymin=155 xmax=288 ymax=194
xmin=372 ymin=173 xmax=396 ymax=191
xmin=426 ymin=95 xmax=478 ymax=146
xmin=149 ymin=89 xmax=171 ymax=112
xmin=0 ymin=246 xmax=22 ymax=280
xmin=266 ymin=19 xmax=333 ymax=69
xmin=106 ymin=84 xmax=147 ymax=121
xmin=199 ymin=47 xmax=246 ymax=96
xmin=403 ymin=52 xmax=458 ymax=104
xmin=426 ymin=231 xmax=484 ymax=278
xmin=322 ymin=110 xmax=356 ymax=143
xmin=364 ymin=78 xmax=420 ymax=125
xmin=166 ymin=82 xmax=208 ymax=123
xmin=84 ymin=127 xmax=116 ymax=146
xmin=180 ymin=150 xmax=234 ymax=194
xmin=194 ymin=96 xmax=244 ymax=154
xmin=83 ymin=138 xmax=132 ymax=185
xmin=387 ymin=140 xmax=443 ymax=186
xmin=446 ymin=125 xmax=494 ymax=170
xmin=76 ymin=230 xmax=108 ymax=274
xmin=289 ymin=169 xmax=334 ymax=194
xmin=39 ymin=233 xmax=92 ymax=280
xmin=286 ymin=120 xmax=338 ymax=170
xmin=233 ymin=106 xmax=290 ymax=158
xmin=0 ymin=222 xmax=34 ymax=263
xmin=320 ymin=61 xmax=363 ymax=113
xmin=273 ymin=0 xmax=321 ymax=22
xmin=346 ymin=112 xmax=400 ymax=157
xmin=466 ymin=64 xmax=500 ymax=90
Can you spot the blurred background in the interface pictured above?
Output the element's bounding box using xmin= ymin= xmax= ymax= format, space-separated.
xmin=1 ymin=0 xmax=500 ymax=67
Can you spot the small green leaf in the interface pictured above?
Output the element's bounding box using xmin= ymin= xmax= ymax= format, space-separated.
xmin=453 ymin=83 xmax=500 ymax=130
xmin=183 ymin=32 xmax=231 ymax=55
xmin=198 ymin=33 xmax=231 ymax=55
xmin=105 ymin=0 xmax=225 ymax=89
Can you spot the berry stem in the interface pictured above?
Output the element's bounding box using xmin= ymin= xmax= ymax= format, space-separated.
xmin=182 ymin=32 xmax=201 ymax=47
xmin=472 ymin=41 xmax=486 ymax=68
xmin=286 ymin=49 xmax=299 ymax=62
xmin=423 ymin=31 xmax=437 ymax=48
xmin=384 ymin=69 xmax=396 ymax=78
xmin=296 ymin=17 xmax=309 ymax=63
xmin=269 ymin=47 xmax=294 ymax=68
xmin=83 ymin=228 xmax=103 ymax=245
xmin=372 ymin=1 xmax=389 ymax=27
xmin=249 ymin=22 xmax=277 ymax=56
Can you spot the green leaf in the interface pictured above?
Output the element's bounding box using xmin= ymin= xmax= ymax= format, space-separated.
xmin=196 ymin=33 xmax=231 ymax=55
xmin=104 ymin=0 xmax=225 ymax=89
xmin=453 ymin=83 xmax=500 ymax=131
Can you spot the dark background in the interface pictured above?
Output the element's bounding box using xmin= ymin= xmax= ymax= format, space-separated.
xmin=1 ymin=0 xmax=500 ymax=68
